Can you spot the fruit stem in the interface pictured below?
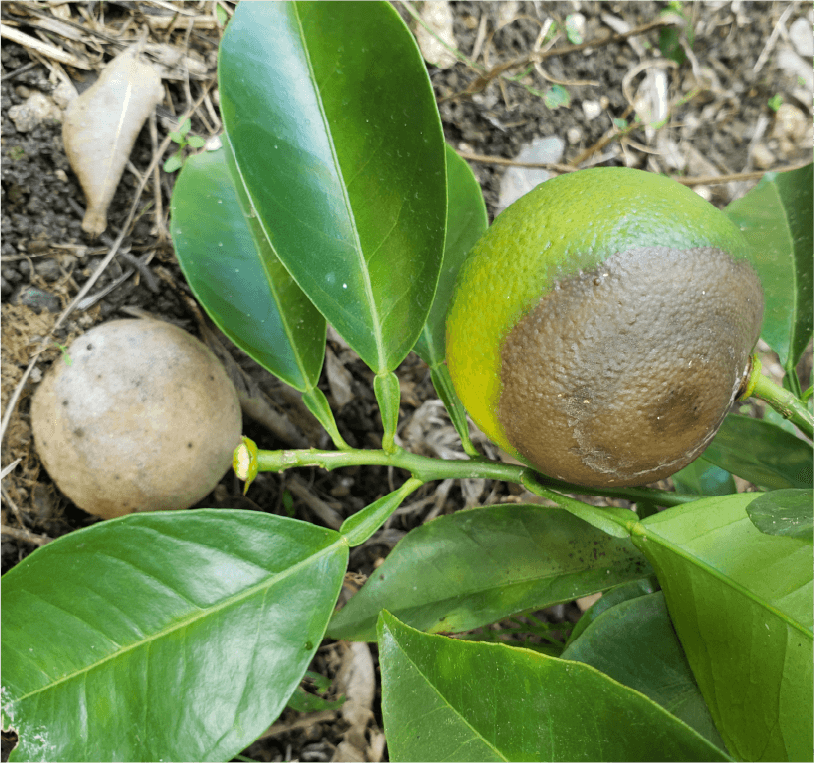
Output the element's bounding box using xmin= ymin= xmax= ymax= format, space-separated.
xmin=743 ymin=355 xmax=814 ymax=440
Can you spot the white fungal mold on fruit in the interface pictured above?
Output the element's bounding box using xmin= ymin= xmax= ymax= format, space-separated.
xmin=31 ymin=319 xmax=242 ymax=519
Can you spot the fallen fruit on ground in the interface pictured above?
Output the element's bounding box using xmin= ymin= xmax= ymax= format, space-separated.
xmin=446 ymin=167 xmax=764 ymax=488
xmin=31 ymin=319 xmax=242 ymax=518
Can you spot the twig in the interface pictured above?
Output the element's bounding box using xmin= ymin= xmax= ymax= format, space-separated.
xmin=287 ymin=475 xmax=344 ymax=530
xmin=674 ymin=163 xmax=811 ymax=186
xmin=753 ymin=4 xmax=794 ymax=75
xmin=117 ymin=251 xmax=160 ymax=293
xmin=570 ymin=103 xmax=636 ymax=167
xmin=443 ymin=17 xmax=678 ymax=101
xmin=0 ymin=23 xmax=91 ymax=68
xmin=0 ymin=524 xmax=52 ymax=546
xmin=149 ymin=112 xmax=168 ymax=244
xmin=1 ymin=477 xmax=26 ymax=526
xmin=455 ymin=151 xmax=809 ymax=187
xmin=455 ymin=150 xmax=577 ymax=173
xmin=257 ymin=710 xmax=339 ymax=741
xmin=2 ymin=61 xmax=38 ymax=81
xmin=397 ymin=0 xmax=485 ymax=73
xmin=3 ymin=2 xmax=128 ymax=47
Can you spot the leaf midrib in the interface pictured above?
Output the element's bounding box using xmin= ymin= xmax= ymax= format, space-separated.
xmin=632 ymin=522 xmax=812 ymax=638
xmin=294 ymin=3 xmax=386 ymax=372
xmin=14 ymin=538 xmax=346 ymax=704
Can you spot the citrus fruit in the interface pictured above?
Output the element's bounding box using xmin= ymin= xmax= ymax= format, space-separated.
xmin=31 ymin=319 xmax=242 ymax=518
xmin=445 ymin=167 xmax=764 ymax=488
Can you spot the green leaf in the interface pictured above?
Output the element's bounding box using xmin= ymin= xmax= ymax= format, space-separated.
xmin=327 ymin=504 xmax=652 ymax=642
xmin=544 ymin=84 xmax=571 ymax=109
xmin=287 ymin=685 xmax=345 ymax=713
xmin=374 ymin=370 xmax=401 ymax=452
xmin=746 ymin=489 xmax=813 ymax=541
xmin=659 ymin=25 xmax=686 ymax=65
xmin=430 ymin=363 xmax=479 ymax=457
xmin=378 ymin=611 xmax=729 ymax=762
xmin=562 ymin=592 xmax=726 ymax=751
xmin=412 ymin=145 xmax=486 ymax=456
xmin=170 ymin=142 xmax=326 ymax=391
xmin=340 ymin=477 xmax=424 ymax=547
xmin=215 ymin=3 xmax=227 ymax=27
xmin=564 ymin=14 xmax=584 ymax=44
xmin=187 ymin=135 xmax=206 ymax=149
xmin=565 ymin=578 xmax=657 ymax=646
xmin=671 ymin=459 xmax=737 ymax=496
xmin=219 ymin=1 xmax=446 ymax=373
xmin=725 ymin=164 xmax=814 ymax=368
xmin=633 ymin=494 xmax=813 ymax=761
xmin=302 ymin=387 xmax=349 ymax=449
xmin=162 ymin=151 xmax=183 ymax=173
xmin=700 ymin=414 xmax=813 ymax=490
xmin=521 ymin=472 xmax=637 ymax=538
xmin=414 ymin=144 xmax=488 ymax=368
xmin=2 ymin=510 xmax=348 ymax=762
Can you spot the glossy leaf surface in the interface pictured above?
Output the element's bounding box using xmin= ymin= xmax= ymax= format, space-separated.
xmin=171 ymin=143 xmax=326 ymax=391
xmin=219 ymin=1 xmax=446 ymax=373
xmin=746 ymin=489 xmax=813 ymax=541
xmin=725 ymin=164 xmax=813 ymax=368
xmin=562 ymin=592 xmax=726 ymax=750
xmin=2 ymin=510 xmax=348 ymax=762
xmin=564 ymin=578 xmax=656 ymax=646
xmin=328 ymin=504 xmax=651 ymax=642
xmin=701 ymin=414 xmax=813 ymax=489
xmin=634 ymin=494 xmax=813 ymax=761
xmin=414 ymin=144 xmax=488 ymax=366
xmin=378 ymin=611 xmax=728 ymax=762
xmin=340 ymin=477 xmax=424 ymax=547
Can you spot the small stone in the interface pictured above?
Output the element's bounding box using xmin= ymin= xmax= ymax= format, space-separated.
xmin=776 ymin=49 xmax=814 ymax=92
xmin=789 ymin=17 xmax=814 ymax=58
xmin=582 ymin=100 xmax=602 ymax=120
xmin=7 ymin=91 xmax=62 ymax=132
xmin=51 ymin=80 xmax=77 ymax=110
xmin=13 ymin=285 xmax=61 ymax=314
xmin=415 ymin=0 xmax=457 ymax=69
xmin=496 ymin=136 xmax=565 ymax=213
xmin=751 ymin=143 xmax=776 ymax=169
xmin=566 ymin=126 xmax=582 ymax=144
xmin=770 ymin=102 xmax=812 ymax=153
xmin=34 ymin=259 xmax=61 ymax=282
xmin=2 ymin=266 xmax=22 ymax=282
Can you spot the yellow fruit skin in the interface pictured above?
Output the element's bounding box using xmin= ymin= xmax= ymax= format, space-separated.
xmin=445 ymin=167 xmax=757 ymax=478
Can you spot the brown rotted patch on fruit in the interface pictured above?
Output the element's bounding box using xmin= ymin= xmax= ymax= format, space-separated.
xmin=498 ymin=246 xmax=764 ymax=488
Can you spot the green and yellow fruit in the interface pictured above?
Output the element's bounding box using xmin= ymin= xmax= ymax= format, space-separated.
xmin=446 ymin=167 xmax=764 ymax=488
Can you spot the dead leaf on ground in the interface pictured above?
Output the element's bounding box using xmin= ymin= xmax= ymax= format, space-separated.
xmin=326 ymin=347 xmax=355 ymax=408
xmin=62 ymin=42 xmax=164 ymax=237
xmin=331 ymin=641 xmax=376 ymax=761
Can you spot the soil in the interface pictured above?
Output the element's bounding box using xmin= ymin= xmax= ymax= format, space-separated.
xmin=1 ymin=2 xmax=811 ymax=762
